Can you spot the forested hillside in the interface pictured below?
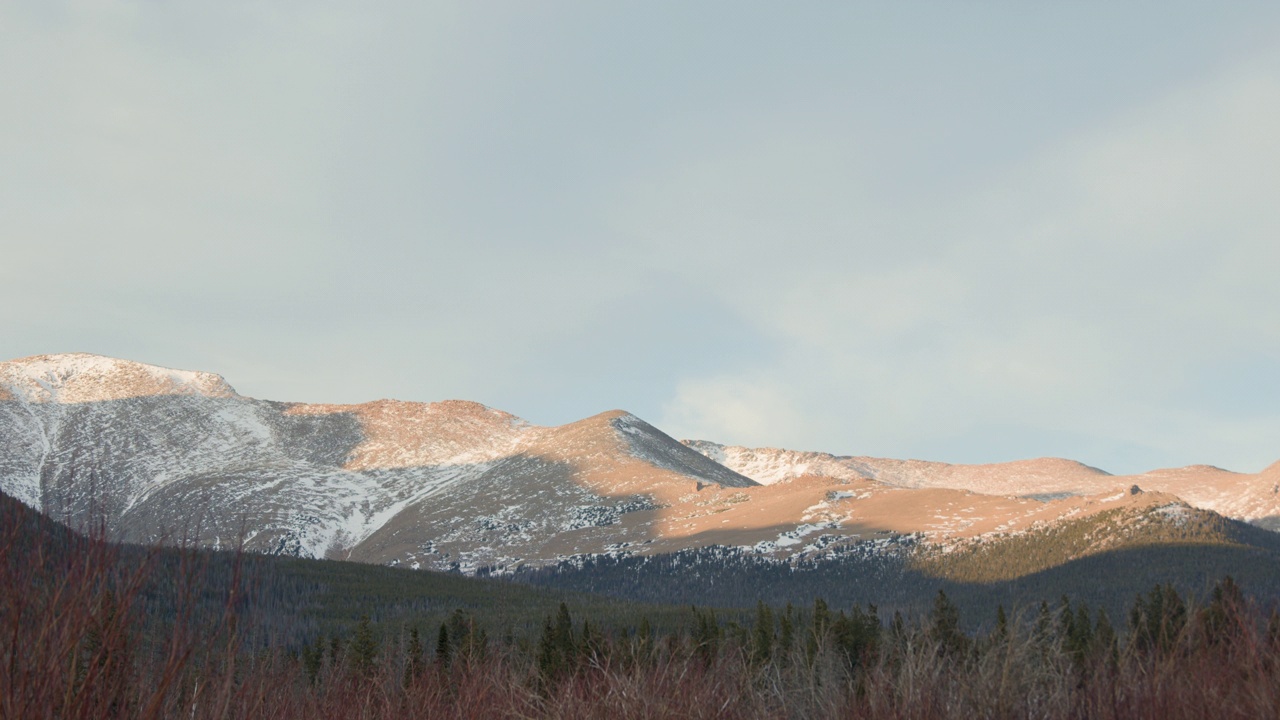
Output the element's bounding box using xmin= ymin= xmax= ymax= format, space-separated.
xmin=7 ymin=486 xmax=1280 ymax=719
xmin=513 ymin=501 xmax=1280 ymax=624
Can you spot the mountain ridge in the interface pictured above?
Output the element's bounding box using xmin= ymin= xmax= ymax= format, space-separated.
xmin=0 ymin=354 xmax=761 ymax=570
xmin=1 ymin=353 xmax=1276 ymax=577
xmin=683 ymin=439 xmax=1280 ymax=529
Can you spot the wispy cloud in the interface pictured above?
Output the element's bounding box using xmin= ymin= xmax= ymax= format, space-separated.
xmin=648 ymin=43 xmax=1280 ymax=473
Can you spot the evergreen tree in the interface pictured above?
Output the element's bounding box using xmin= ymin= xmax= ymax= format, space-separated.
xmin=692 ymin=606 xmax=721 ymax=664
xmin=536 ymin=615 xmax=559 ymax=679
xmin=1057 ymin=595 xmax=1074 ymax=644
xmin=1130 ymin=584 xmax=1187 ymax=653
xmin=403 ymin=626 xmax=423 ymax=686
xmin=751 ymin=601 xmax=775 ymax=666
xmin=928 ymin=590 xmax=966 ymax=658
xmin=890 ymin=610 xmax=906 ymax=646
xmin=348 ymin=615 xmax=378 ymax=676
xmin=537 ymin=603 xmax=578 ymax=680
xmin=992 ymin=605 xmax=1009 ymax=646
xmin=832 ymin=604 xmax=880 ymax=670
xmin=1034 ymin=601 xmax=1054 ymax=650
xmin=447 ymin=609 xmax=470 ymax=658
xmin=301 ymin=639 xmax=323 ymax=685
xmin=812 ymin=597 xmax=831 ymax=637
xmin=554 ymin=603 xmax=575 ymax=660
xmin=806 ymin=597 xmax=831 ymax=665
xmin=1093 ymin=609 xmax=1118 ymax=667
xmin=1060 ymin=599 xmax=1093 ymax=667
xmin=1200 ymin=575 xmax=1244 ymax=647
xmin=778 ymin=603 xmax=795 ymax=660
xmin=435 ymin=622 xmax=451 ymax=666
xmin=580 ymin=618 xmax=605 ymax=661
xmin=636 ymin=616 xmax=653 ymax=662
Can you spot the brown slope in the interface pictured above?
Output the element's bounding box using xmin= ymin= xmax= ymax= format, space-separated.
xmin=282 ymin=399 xmax=529 ymax=470
xmin=687 ymin=441 xmax=1280 ymax=530
xmin=345 ymin=410 xmax=759 ymax=569
xmin=682 ymin=441 xmax=1112 ymax=492
xmin=640 ymin=478 xmax=1182 ymax=555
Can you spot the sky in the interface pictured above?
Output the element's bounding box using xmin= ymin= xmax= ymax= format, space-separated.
xmin=4 ymin=2 xmax=1280 ymax=475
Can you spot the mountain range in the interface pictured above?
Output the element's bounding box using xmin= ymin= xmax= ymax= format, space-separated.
xmin=2 ymin=353 xmax=1277 ymax=582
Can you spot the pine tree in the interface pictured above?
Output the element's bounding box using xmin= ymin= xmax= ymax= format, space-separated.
xmin=435 ymin=622 xmax=451 ymax=666
xmin=1034 ymin=601 xmax=1053 ymax=650
xmin=833 ymin=604 xmax=881 ymax=670
xmin=1062 ymin=601 xmax=1093 ymax=667
xmin=778 ymin=604 xmax=795 ymax=661
xmin=992 ymin=605 xmax=1009 ymax=646
xmin=636 ymin=616 xmax=653 ymax=662
xmin=537 ymin=603 xmax=578 ymax=680
xmin=1201 ymin=576 xmax=1244 ymax=647
xmin=1057 ymin=595 xmax=1075 ymax=645
xmin=812 ymin=598 xmax=831 ymax=637
xmin=1130 ymin=584 xmax=1187 ymax=654
xmin=805 ymin=597 xmax=831 ymax=665
xmin=691 ymin=606 xmax=721 ymax=664
xmin=1160 ymin=584 xmax=1187 ymax=648
xmin=448 ymin=609 xmax=470 ymax=659
xmin=348 ymin=615 xmax=378 ymax=676
xmin=301 ymin=640 xmax=323 ymax=685
xmin=554 ymin=603 xmax=575 ymax=662
xmin=929 ymin=590 xmax=966 ymax=658
xmin=751 ymin=601 xmax=775 ymax=666
xmin=890 ymin=611 xmax=906 ymax=645
xmin=403 ymin=626 xmax=423 ymax=687
xmin=537 ymin=616 xmax=561 ymax=679
xmin=1093 ymin=609 xmax=1118 ymax=667
xmin=579 ymin=618 xmax=604 ymax=662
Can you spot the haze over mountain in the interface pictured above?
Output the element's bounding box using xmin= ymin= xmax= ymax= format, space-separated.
xmin=2 ymin=353 xmax=1277 ymax=576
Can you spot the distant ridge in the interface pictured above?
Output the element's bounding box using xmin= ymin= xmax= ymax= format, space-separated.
xmin=683 ymin=440 xmax=1280 ymax=529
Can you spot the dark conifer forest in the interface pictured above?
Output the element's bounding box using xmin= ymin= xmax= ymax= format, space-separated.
xmin=5 ymin=491 xmax=1280 ymax=719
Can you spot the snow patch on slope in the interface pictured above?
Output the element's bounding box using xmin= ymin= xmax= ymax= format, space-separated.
xmin=0 ymin=354 xmax=237 ymax=403
xmin=683 ymin=440 xmax=1113 ymax=496
xmin=682 ymin=441 xmax=869 ymax=485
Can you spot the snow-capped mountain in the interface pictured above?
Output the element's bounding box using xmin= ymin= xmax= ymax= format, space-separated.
xmin=0 ymin=354 xmax=764 ymax=571
xmin=1 ymin=353 xmax=1276 ymax=575
xmin=683 ymin=441 xmax=1280 ymax=529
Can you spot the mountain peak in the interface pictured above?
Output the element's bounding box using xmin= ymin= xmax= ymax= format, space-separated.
xmin=580 ymin=409 xmax=635 ymax=423
xmin=0 ymin=353 xmax=237 ymax=404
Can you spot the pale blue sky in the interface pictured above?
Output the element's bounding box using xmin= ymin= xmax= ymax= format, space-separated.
xmin=5 ymin=2 xmax=1280 ymax=474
